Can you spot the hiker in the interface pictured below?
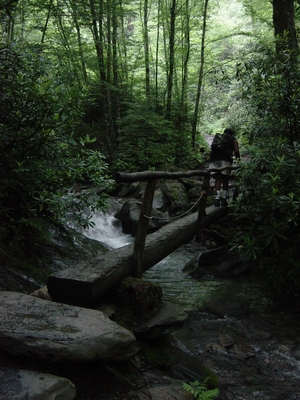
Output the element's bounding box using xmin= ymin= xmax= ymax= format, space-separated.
xmin=209 ymin=128 xmax=240 ymax=207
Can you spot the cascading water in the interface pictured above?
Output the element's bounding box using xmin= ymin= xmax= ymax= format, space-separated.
xmin=82 ymin=212 xmax=134 ymax=249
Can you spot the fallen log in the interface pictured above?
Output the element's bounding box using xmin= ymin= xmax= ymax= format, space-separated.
xmin=47 ymin=206 xmax=227 ymax=307
xmin=48 ymin=212 xmax=198 ymax=307
xmin=202 ymin=204 xmax=228 ymax=228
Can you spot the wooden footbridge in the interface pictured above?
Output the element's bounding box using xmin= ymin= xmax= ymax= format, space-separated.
xmin=47 ymin=167 xmax=236 ymax=307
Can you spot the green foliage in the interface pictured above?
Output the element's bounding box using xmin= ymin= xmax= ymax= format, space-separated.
xmin=115 ymin=102 xmax=196 ymax=171
xmin=235 ymin=43 xmax=300 ymax=143
xmin=142 ymin=347 xmax=174 ymax=370
xmin=231 ymin=139 xmax=300 ymax=301
xmin=182 ymin=379 xmax=219 ymax=399
xmin=0 ymin=42 xmax=112 ymax=249
xmin=227 ymin=37 xmax=300 ymax=302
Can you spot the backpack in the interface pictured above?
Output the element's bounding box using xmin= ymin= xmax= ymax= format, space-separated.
xmin=210 ymin=133 xmax=229 ymax=152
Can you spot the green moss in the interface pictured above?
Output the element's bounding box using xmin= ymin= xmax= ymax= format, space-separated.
xmin=202 ymin=365 xmax=219 ymax=389
xmin=142 ymin=347 xmax=174 ymax=370
xmin=0 ymin=246 xmax=50 ymax=292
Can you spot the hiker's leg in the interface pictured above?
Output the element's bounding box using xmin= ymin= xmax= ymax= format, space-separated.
xmin=214 ymin=173 xmax=222 ymax=206
xmin=221 ymin=175 xmax=229 ymax=205
xmin=222 ymin=175 xmax=229 ymax=191
xmin=215 ymin=173 xmax=222 ymax=191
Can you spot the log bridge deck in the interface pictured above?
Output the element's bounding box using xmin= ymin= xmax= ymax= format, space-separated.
xmin=47 ymin=168 xmax=233 ymax=307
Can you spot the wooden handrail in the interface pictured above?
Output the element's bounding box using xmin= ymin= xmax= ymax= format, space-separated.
xmin=115 ymin=169 xmax=209 ymax=183
xmin=115 ymin=166 xmax=238 ymax=183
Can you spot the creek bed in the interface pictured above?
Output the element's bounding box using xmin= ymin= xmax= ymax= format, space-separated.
xmin=144 ymin=243 xmax=300 ymax=400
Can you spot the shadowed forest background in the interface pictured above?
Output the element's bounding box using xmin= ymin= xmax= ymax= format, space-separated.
xmin=1 ymin=0 xmax=300 ymax=302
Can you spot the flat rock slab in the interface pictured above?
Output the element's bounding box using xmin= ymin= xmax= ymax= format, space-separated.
xmin=0 ymin=366 xmax=76 ymax=400
xmin=0 ymin=291 xmax=138 ymax=362
xmin=134 ymin=301 xmax=188 ymax=340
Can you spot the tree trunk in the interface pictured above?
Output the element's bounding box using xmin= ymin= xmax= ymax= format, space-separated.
xmin=143 ymin=0 xmax=150 ymax=97
xmin=41 ymin=0 xmax=52 ymax=44
xmin=181 ymin=0 xmax=190 ymax=113
xmin=89 ymin=0 xmax=106 ymax=82
xmin=155 ymin=0 xmax=161 ymax=108
xmin=165 ymin=0 xmax=176 ymax=120
xmin=191 ymin=0 xmax=209 ymax=147
xmin=70 ymin=0 xmax=88 ymax=84
xmin=272 ymin=0 xmax=298 ymax=142
xmin=273 ymin=0 xmax=298 ymax=55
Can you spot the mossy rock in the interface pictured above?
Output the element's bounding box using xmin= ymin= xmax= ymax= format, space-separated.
xmin=142 ymin=346 xmax=175 ymax=370
xmin=109 ymin=277 xmax=163 ymax=330
xmin=116 ymin=277 xmax=163 ymax=314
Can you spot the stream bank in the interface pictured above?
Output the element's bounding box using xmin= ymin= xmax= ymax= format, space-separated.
xmin=143 ymin=243 xmax=300 ymax=400
xmin=3 ymin=242 xmax=299 ymax=400
xmin=1 ymin=175 xmax=300 ymax=399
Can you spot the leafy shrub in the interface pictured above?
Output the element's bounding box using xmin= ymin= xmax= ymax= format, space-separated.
xmin=182 ymin=379 xmax=219 ymax=399
xmin=0 ymin=42 xmax=112 ymax=250
xmin=230 ymin=138 xmax=300 ymax=301
xmin=236 ymin=43 xmax=300 ymax=144
xmin=115 ymin=102 xmax=197 ymax=171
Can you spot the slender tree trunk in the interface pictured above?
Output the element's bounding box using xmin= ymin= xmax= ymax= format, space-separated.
xmin=166 ymin=0 xmax=176 ymax=120
xmin=0 ymin=0 xmax=17 ymax=40
xmin=105 ymin=6 xmax=116 ymax=161
xmin=112 ymin=0 xmax=118 ymax=89
xmin=41 ymin=0 xmax=53 ymax=44
xmin=53 ymin=5 xmax=81 ymax=85
xmin=143 ymin=0 xmax=150 ymax=97
xmin=181 ymin=0 xmax=190 ymax=113
xmin=112 ymin=0 xmax=121 ymax=141
xmin=155 ymin=0 xmax=161 ymax=108
xmin=70 ymin=0 xmax=88 ymax=84
xmin=191 ymin=0 xmax=209 ymax=147
xmin=89 ymin=0 xmax=106 ymax=82
xmin=119 ymin=0 xmax=129 ymax=95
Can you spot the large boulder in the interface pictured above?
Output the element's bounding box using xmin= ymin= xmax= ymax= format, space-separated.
xmin=0 ymin=291 xmax=139 ymax=362
xmin=115 ymin=199 xmax=170 ymax=235
xmin=134 ymin=301 xmax=188 ymax=340
xmin=160 ymin=182 xmax=191 ymax=214
xmin=0 ymin=367 xmax=76 ymax=400
xmin=185 ymin=246 xmax=250 ymax=278
xmin=115 ymin=277 xmax=163 ymax=318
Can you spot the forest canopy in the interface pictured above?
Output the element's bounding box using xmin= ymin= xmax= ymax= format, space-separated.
xmin=1 ymin=0 xmax=300 ymax=300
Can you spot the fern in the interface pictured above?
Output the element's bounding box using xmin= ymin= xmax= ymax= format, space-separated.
xmin=182 ymin=378 xmax=219 ymax=399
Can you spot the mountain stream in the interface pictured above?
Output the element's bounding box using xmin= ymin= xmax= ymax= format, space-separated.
xmin=83 ymin=212 xmax=300 ymax=400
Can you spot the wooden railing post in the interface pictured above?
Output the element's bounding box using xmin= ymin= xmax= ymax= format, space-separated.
xmin=132 ymin=179 xmax=157 ymax=278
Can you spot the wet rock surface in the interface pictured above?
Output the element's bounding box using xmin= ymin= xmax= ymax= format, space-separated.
xmin=0 ymin=291 xmax=138 ymax=362
xmin=1 ymin=182 xmax=300 ymax=399
xmin=174 ymin=306 xmax=300 ymax=400
xmin=114 ymin=199 xmax=170 ymax=235
xmin=134 ymin=301 xmax=188 ymax=340
xmin=144 ymin=244 xmax=300 ymax=400
xmin=0 ymin=366 xmax=76 ymax=400
xmin=2 ymin=253 xmax=300 ymax=400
